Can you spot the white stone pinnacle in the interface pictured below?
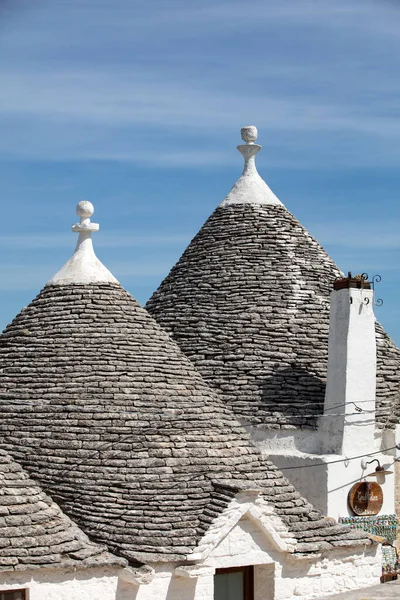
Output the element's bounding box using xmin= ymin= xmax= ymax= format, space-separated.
xmin=220 ymin=126 xmax=283 ymax=207
xmin=241 ymin=125 xmax=258 ymax=144
xmin=46 ymin=201 xmax=119 ymax=286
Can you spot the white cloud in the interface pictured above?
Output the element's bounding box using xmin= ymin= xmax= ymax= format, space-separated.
xmin=1 ymin=66 xmax=399 ymax=136
xmin=0 ymin=66 xmax=400 ymax=168
xmin=1 ymin=0 xmax=400 ymax=170
xmin=0 ymin=233 xmax=191 ymax=249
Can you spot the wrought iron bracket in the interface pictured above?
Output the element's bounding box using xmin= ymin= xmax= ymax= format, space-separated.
xmin=361 ymin=273 xmax=383 ymax=307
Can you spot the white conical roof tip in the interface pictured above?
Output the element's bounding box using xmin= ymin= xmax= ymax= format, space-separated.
xmin=241 ymin=125 xmax=258 ymax=144
xmin=219 ymin=126 xmax=283 ymax=207
xmin=46 ymin=201 xmax=119 ymax=287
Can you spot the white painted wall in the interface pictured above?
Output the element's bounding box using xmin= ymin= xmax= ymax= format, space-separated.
xmin=123 ymin=513 xmax=381 ymax=600
xmin=265 ymin=446 xmax=396 ymax=519
xmin=118 ymin=564 xmax=214 ymax=600
xmin=325 ymin=448 xmax=395 ymax=519
xmin=273 ymin=546 xmax=382 ymax=600
xmin=208 ymin=515 xmax=381 ymax=600
xmin=321 ymin=286 xmax=376 ymax=457
xmin=264 ymin=452 xmax=329 ymax=516
xmin=0 ymin=567 xmax=127 ymax=600
xmin=203 ymin=512 xmax=281 ymax=569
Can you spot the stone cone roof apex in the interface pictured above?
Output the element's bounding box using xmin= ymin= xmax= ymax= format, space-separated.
xmin=220 ymin=126 xmax=283 ymax=208
xmin=47 ymin=201 xmax=119 ymax=286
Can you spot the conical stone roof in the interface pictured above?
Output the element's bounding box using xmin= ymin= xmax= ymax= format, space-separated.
xmin=0 ymin=449 xmax=123 ymax=571
xmin=146 ymin=126 xmax=400 ymax=430
xmin=0 ymin=201 xmax=371 ymax=563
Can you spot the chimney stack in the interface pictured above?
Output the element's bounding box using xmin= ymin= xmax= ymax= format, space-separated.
xmin=320 ymin=274 xmax=376 ymax=456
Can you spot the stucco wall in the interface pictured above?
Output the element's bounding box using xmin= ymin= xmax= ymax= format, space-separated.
xmin=321 ymin=287 xmax=376 ymax=458
xmin=118 ymin=565 xmax=214 ymax=600
xmin=255 ymin=427 xmax=397 ymax=519
xmin=274 ymin=547 xmax=382 ymax=600
xmin=123 ymin=514 xmax=381 ymax=600
xmin=0 ymin=567 xmax=125 ymax=600
xmin=207 ymin=514 xmax=381 ymax=599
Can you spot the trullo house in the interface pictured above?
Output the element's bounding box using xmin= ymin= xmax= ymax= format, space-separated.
xmin=146 ymin=127 xmax=400 ymax=549
xmin=0 ymin=200 xmax=381 ymax=598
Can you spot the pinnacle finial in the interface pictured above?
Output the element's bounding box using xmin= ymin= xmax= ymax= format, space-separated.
xmin=219 ymin=126 xmax=282 ymax=206
xmin=241 ymin=125 xmax=258 ymax=145
xmin=46 ymin=200 xmax=118 ymax=285
xmin=76 ymin=200 xmax=94 ymax=218
xmin=72 ymin=201 xmax=99 ymax=234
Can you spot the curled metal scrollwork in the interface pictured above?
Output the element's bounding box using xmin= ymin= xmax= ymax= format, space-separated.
xmin=371 ymin=274 xmax=383 ymax=307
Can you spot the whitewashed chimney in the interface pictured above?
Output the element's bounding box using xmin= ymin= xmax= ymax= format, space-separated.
xmin=320 ymin=274 xmax=376 ymax=456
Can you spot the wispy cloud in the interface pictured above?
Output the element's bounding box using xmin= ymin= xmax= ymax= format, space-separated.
xmin=1 ymin=66 xmax=400 ymax=136
xmin=307 ymin=221 xmax=400 ymax=249
xmin=0 ymin=233 xmax=190 ymax=249
xmin=1 ymin=0 xmax=400 ymax=343
xmin=1 ymin=0 xmax=400 ymax=167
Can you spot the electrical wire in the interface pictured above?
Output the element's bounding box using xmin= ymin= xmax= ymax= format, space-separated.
xmin=278 ymin=444 xmax=400 ymax=471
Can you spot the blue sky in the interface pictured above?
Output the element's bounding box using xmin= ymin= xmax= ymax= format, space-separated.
xmin=1 ymin=0 xmax=400 ymax=343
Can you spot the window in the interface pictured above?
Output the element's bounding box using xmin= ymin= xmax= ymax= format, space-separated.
xmin=214 ymin=566 xmax=254 ymax=600
xmin=0 ymin=591 xmax=26 ymax=600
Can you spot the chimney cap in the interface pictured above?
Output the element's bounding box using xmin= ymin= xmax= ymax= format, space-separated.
xmin=333 ymin=273 xmax=371 ymax=291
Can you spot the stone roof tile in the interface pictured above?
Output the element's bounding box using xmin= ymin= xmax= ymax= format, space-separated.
xmin=0 ymin=282 xmax=372 ymax=561
xmin=146 ymin=132 xmax=400 ymax=430
xmin=0 ymin=449 xmax=125 ymax=572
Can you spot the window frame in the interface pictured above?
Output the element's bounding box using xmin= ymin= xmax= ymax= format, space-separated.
xmin=215 ymin=565 xmax=254 ymax=600
xmin=0 ymin=590 xmax=27 ymax=600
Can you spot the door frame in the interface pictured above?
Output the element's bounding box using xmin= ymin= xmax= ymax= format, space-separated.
xmin=215 ymin=566 xmax=254 ymax=600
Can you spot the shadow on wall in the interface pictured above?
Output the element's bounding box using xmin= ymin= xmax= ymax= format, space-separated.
xmin=259 ymin=365 xmax=325 ymax=428
xmin=115 ymin=574 xmax=199 ymax=600
xmin=166 ymin=575 xmax=198 ymax=599
xmin=116 ymin=578 xmax=139 ymax=600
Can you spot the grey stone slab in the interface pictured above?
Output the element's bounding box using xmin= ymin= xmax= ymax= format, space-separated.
xmin=0 ymin=282 xmax=374 ymax=564
xmin=146 ymin=203 xmax=400 ymax=430
xmin=0 ymin=449 xmax=125 ymax=572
